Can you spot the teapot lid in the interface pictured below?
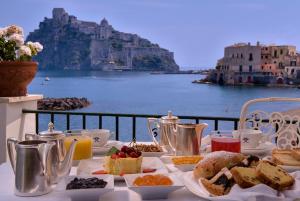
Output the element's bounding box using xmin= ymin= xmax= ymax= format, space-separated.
xmin=38 ymin=122 xmax=64 ymax=139
xmin=161 ymin=111 xmax=178 ymax=121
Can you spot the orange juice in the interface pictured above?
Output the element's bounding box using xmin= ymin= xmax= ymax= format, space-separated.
xmin=65 ymin=135 xmax=92 ymax=160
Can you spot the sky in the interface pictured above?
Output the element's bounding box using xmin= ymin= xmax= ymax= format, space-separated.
xmin=0 ymin=0 xmax=299 ymax=69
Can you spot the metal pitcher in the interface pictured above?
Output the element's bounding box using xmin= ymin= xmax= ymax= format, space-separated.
xmin=25 ymin=122 xmax=77 ymax=183
xmin=7 ymin=138 xmax=55 ymax=196
xmin=171 ymin=123 xmax=208 ymax=155
xmin=147 ymin=111 xmax=179 ymax=152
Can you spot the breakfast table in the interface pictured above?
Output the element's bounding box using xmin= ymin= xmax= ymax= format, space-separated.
xmin=0 ymin=161 xmax=202 ymax=201
xmin=1 ymin=139 xmax=299 ymax=201
xmin=0 ymin=140 xmax=203 ymax=201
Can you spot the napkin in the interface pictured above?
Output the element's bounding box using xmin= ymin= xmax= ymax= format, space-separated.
xmin=283 ymin=171 xmax=300 ymax=199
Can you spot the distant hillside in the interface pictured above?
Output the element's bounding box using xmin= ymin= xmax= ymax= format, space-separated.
xmin=27 ymin=8 xmax=179 ymax=72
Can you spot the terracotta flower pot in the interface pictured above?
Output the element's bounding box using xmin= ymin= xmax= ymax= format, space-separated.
xmin=0 ymin=61 xmax=37 ymax=97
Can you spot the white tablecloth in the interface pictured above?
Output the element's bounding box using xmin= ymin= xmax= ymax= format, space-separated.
xmin=0 ymin=162 xmax=203 ymax=201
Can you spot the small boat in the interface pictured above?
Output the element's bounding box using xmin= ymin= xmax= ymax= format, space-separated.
xmin=45 ymin=77 xmax=50 ymax=81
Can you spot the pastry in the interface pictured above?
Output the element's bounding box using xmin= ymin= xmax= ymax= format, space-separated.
xmin=200 ymin=167 xmax=234 ymax=196
xmin=291 ymin=148 xmax=300 ymax=161
xmin=193 ymin=151 xmax=245 ymax=179
xmin=238 ymin=155 xmax=260 ymax=167
xmin=272 ymin=149 xmax=300 ymax=166
xmin=256 ymin=160 xmax=294 ymax=190
xmin=104 ymin=146 xmax=143 ymax=175
xmin=230 ymin=167 xmax=261 ymax=188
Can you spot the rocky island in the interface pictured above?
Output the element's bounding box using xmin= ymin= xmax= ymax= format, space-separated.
xmin=27 ymin=8 xmax=179 ymax=72
xmin=38 ymin=97 xmax=91 ymax=111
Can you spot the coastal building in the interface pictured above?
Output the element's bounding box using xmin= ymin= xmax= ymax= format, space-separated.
xmin=212 ymin=42 xmax=300 ymax=85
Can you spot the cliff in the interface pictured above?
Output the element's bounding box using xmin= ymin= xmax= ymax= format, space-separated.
xmin=27 ymin=8 xmax=179 ymax=72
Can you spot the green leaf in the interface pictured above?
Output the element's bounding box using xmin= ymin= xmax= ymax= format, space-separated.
xmin=106 ymin=146 xmax=119 ymax=156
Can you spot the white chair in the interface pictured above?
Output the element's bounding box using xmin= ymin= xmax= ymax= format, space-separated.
xmin=239 ymin=97 xmax=300 ymax=150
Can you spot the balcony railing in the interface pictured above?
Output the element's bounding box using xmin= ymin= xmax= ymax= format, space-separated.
xmin=22 ymin=109 xmax=240 ymax=140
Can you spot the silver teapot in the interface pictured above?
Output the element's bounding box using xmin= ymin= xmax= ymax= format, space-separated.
xmin=25 ymin=122 xmax=77 ymax=183
xmin=170 ymin=123 xmax=208 ymax=155
xmin=7 ymin=139 xmax=55 ymax=196
xmin=147 ymin=111 xmax=179 ymax=152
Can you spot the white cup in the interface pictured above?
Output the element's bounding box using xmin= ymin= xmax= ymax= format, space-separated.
xmin=82 ymin=129 xmax=111 ymax=147
xmin=232 ymin=129 xmax=264 ymax=149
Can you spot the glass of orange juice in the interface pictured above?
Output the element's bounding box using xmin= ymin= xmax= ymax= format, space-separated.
xmin=64 ymin=131 xmax=93 ymax=161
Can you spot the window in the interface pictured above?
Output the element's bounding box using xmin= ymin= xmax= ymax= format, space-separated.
xmin=274 ymin=61 xmax=277 ymax=64
xmin=237 ymin=54 xmax=239 ymax=58
xmin=249 ymin=65 xmax=253 ymax=72
xmin=249 ymin=53 xmax=253 ymax=61
xmin=265 ymin=55 xmax=268 ymax=59
xmin=291 ymin=69 xmax=295 ymax=75
xmin=261 ymin=55 xmax=263 ymax=59
xmin=280 ymin=49 xmax=283 ymax=55
xmin=261 ymin=66 xmax=264 ymax=70
xmin=274 ymin=50 xmax=278 ymax=58
xmin=291 ymin=61 xmax=296 ymax=66
xmin=232 ymin=54 xmax=234 ymax=58
xmin=241 ymin=54 xmax=243 ymax=58
xmin=239 ymin=65 xmax=243 ymax=72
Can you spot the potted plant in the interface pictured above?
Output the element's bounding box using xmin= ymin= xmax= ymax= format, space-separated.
xmin=0 ymin=25 xmax=43 ymax=97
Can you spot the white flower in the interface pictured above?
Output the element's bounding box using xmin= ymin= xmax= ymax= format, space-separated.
xmin=16 ymin=45 xmax=32 ymax=58
xmin=27 ymin=41 xmax=43 ymax=52
xmin=5 ymin=25 xmax=23 ymax=36
xmin=0 ymin=28 xmax=7 ymax=38
xmin=7 ymin=33 xmax=24 ymax=47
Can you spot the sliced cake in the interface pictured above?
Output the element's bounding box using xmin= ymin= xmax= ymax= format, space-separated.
xmin=272 ymin=151 xmax=300 ymax=166
xmin=230 ymin=167 xmax=261 ymax=188
xmin=200 ymin=167 xmax=234 ymax=196
xmin=256 ymin=160 xmax=294 ymax=190
xmin=104 ymin=146 xmax=143 ymax=175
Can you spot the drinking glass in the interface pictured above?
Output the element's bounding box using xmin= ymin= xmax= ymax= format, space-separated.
xmin=211 ymin=130 xmax=241 ymax=153
xmin=64 ymin=131 xmax=93 ymax=161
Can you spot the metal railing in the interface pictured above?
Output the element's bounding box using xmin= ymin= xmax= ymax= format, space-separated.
xmin=22 ymin=109 xmax=240 ymax=140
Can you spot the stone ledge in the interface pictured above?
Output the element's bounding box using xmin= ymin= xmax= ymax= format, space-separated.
xmin=0 ymin=94 xmax=43 ymax=103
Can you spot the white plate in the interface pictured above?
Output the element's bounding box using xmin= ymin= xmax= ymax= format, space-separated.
xmin=142 ymin=151 xmax=167 ymax=157
xmin=77 ymin=157 xmax=169 ymax=180
xmin=124 ymin=173 xmax=184 ymax=200
xmin=183 ymin=171 xmax=211 ymax=199
xmin=56 ymin=175 xmax=114 ymax=201
xmin=263 ymin=156 xmax=300 ymax=173
xmin=93 ymin=141 xmax=123 ymax=155
xmin=241 ymin=143 xmax=274 ymax=155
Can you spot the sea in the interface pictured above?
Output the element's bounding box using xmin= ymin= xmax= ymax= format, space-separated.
xmin=28 ymin=71 xmax=300 ymax=141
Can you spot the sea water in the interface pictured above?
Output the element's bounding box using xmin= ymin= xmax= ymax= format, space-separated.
xmin=29 ymin=71 xmax=300 ymax=141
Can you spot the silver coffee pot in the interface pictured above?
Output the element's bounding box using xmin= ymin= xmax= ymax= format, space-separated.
xmin=25 ymin=122 xmax=77 ymax=183
xmin=147 ymin=111 xmax=180 ymax=152
xmin=7 ymin=139 xmax=55 ymax=196
xmin=170 ymin=123 xmax=208 ymax=155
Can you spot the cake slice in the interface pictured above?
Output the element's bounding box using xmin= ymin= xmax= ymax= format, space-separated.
xmin=272 ymin=152 xmax=300 ymax=166
xmin=256 ymin=160 xmax=294 ymax=190
xmin=291 ymin=148 xmax=300 ymax=161
xmin=230 ymin=167 xmax=261 ymax=188
xmin=200 ymin=167 xmax=234 ymax=196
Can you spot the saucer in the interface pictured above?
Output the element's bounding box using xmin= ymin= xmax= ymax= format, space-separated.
xmin=241 ymin=142 xmax=274 ymax=155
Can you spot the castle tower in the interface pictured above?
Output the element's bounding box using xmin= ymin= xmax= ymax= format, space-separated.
xmin=100 ymin=18 xmax=109 ymax=27
xmin=98 ymin=18 xmax=112 ymax=39
xmin=52 ymin=8 xmax=69 ymax=25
